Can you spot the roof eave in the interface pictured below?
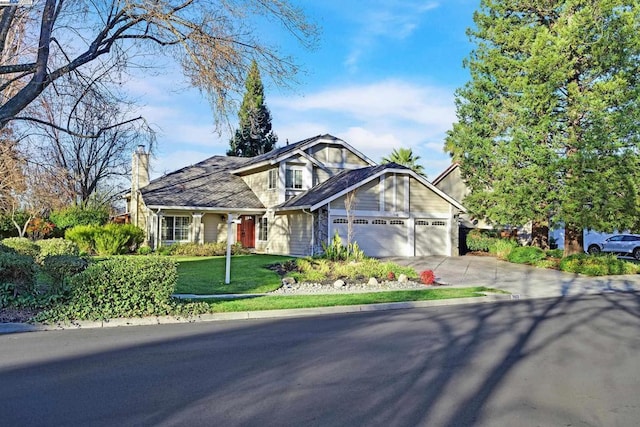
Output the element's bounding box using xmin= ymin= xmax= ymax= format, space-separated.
xmin=145 ymin=205 xmax=266 ymax=213
xmin=274 ymin=204 xmax=313 ymax=213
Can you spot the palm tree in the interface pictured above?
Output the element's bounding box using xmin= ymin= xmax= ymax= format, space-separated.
xmin=381 ymin=147 xmax=426 ymax=177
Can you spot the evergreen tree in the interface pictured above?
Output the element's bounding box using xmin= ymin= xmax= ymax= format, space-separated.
xmin=445 ymin=1 xmax=640 ymax=255
xmin=381 ymin=148 xmax=427 ymax=177
xmin=227 ymin=61 xmax=277 ymax=157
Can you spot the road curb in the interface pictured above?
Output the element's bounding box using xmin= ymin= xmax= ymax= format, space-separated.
xmin=1 ymin=294 xmax=514 ymax=333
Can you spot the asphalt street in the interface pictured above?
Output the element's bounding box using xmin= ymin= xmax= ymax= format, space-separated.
xmin=2 ymin=293 xmax=640 ymax=426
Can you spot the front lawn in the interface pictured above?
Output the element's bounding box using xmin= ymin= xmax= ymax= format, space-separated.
xmin=195 ymin=287 xmax=503 ymax=312
xmin=174 ymin=254 xmax=293 ymax=295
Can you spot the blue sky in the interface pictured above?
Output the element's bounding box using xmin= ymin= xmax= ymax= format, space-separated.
xmin=128 ymin=0 xmax=479 ymax=180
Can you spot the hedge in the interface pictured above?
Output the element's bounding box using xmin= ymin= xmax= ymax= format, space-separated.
xmin=39 ymin=256 xmax=178 ymax=321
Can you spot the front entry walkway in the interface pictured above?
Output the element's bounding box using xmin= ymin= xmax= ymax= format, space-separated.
xmin=383 ymin=255 xmax=640 ymax=299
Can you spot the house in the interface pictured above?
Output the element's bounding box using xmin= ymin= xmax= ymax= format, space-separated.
xmin=128 ymin=134 xmax=466 ymax=257
xmin=432 ymin=162 xmax=532 ymax=250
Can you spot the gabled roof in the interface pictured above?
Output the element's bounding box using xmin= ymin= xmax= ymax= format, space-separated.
xmin=231 ymin=134 xmax=376 ymax=174
xmin=276 ymin=163 xmax=466 ymax=212
xmin=140 ymin=156 xmax=265 ymax=210
xmin=431 ymin=162 xmax=459 ymax=186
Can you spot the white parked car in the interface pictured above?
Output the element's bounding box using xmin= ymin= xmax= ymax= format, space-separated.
xmin=587 ymin=234 xmax=640 ymax=260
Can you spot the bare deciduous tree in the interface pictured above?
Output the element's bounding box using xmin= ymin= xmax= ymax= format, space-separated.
xmin=26 ymin=75 xmax=154 ymax=206
xmin=0 ymin=127 xmax=25 ymax=211
xmin=0 ymin=0 xmax=317 ymax=131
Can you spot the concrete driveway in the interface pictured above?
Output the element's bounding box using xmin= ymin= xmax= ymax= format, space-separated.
xmin=384 ymin=255 xmax=640 ymax=299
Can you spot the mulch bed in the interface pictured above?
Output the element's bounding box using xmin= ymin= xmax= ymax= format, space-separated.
xmin=0 ymin=308 xmax=41 ymax=323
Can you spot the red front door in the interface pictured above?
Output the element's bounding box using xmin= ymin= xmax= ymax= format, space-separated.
xmin=236 ymin=215 xmax=255 ymax=248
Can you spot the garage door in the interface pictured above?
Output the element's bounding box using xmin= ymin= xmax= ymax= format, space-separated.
xmin=415 ymin=219 xmax=449 ymax=256
xmin=330 ymin=217 xmax=408 ymax=257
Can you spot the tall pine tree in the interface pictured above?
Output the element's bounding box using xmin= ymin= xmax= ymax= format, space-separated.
xmin=446 ymin=1 xmax=640 ymax=255
xmin=227 ymin=61 xmax=277 ymax=157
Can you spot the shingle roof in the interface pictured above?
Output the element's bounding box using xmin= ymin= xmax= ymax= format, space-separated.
xmin=231 ymin=134 xmax=375 ymax=172
xmin=277 ymin=163 xmax=410 ymax=210
xmin=431 ymin=162 xmax=459 ymax=186
xmin=237 ymin=134 xmax=340 ymax=169
xmin=140 ymin=156 xmax=265 ymax=209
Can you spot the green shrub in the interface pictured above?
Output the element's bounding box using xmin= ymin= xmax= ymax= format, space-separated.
xmin=545 ymin=249 xmax=564 ymax=258
xmin=35 ymin=238 xmax=79 ymax=261
xmin=156 ymin=244 xmax=176 ymax=256
xmin=93 ymin=223 xmax=144 ymax=255
xmin=508 ymin=246 xmax=546 ymax=264
xmin=1 ymin=237 xmax=40 ymax=258
xmin=137 ymin=245 xmax=153 ymax=255
xmin=559 ymin=254 xmax=640 ymax=276
xmin=40 ymin=255 xmax=89 ymax=287
xmin=533 ymin=258 xmax=560 ymax=269
xmin=39 ymin=256 xmax=178 ymax=321
xmin=169 ymin=241 xmax=248 ymax=256
xmin=286 ymin=257 xmax=417 ymax=283
xmin=489 ymin=239 xmax=519 ymax=260
xmin=0 ymin=242 xmax=15 ymax=253
xmin=49 ymin=206 xmax=109 ymax=230
xmin=0 ymin=252 xmax=37 ymax=307
xmin=65 ymin=224 xmax=144 ymax=255
xmin=466 ymin=229 xmax=500 ymax=252
xmin=65 ymin=225 xmax=99 ymax=254
xmin=321 ymin=232 xmax=366 ymax=261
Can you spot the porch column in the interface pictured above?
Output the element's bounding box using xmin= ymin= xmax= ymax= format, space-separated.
xmin=191 ymin=213 xmax=203 ymax=244
xmin=156 ymin=212 xmax=163 ymax=248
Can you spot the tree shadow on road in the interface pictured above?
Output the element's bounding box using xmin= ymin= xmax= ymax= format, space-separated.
xmin=2 ymin=291 xmax=640 ymax=426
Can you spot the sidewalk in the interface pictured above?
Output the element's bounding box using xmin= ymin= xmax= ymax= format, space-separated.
xmin=4 ymin=255 xmax=640 ymax=334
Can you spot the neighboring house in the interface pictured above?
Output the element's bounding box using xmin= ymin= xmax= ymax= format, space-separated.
xmin=432 ymin=162 xmax=531 ymax=250
xmin=127 ymin=134 xmax=466 ymax=257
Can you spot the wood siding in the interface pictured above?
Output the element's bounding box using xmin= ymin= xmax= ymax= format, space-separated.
xmin=434 ymin=166 xmax=469 ymax=202
xmin=345 ymin=149 xmax=368 ymax=165
xmin=241 ymin=167 xmax=279 ymax=207
xmin=409 ymin=179 xmax=450 ymax=215
xmin=330 ymin=179 xmax=380 ymax=211
xmin=314 ymin=167 xmax=332 ymax=186
xmin=202 ymin=213 xmax=230 ymax=243
xmin=268 ymin=213 xmax=312 ymax=256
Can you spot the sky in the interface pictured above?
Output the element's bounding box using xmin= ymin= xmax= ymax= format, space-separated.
xmin=127 ymin=0 xmax=480 ymax=180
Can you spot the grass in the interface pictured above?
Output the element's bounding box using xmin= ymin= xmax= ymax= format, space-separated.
xmin=194 ymin=287 xmax=504 ymax=312
xmin=174 ymin=254 xmax=293 ymax=294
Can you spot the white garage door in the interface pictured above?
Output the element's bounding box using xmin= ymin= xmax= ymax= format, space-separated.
xmin=415 ymin=219 xmax=449 ymax=256
xmin=330 ymin=217 xmax=408 ymax=257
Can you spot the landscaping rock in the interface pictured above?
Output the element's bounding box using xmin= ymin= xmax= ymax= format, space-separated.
xmin=398 ymin=274 xmax=408 ymax=283
xmin=270 ymin=279 xmax=427 ymax=295
xmin=367 ymin=277 xmax=378 ymax=286
xmin=282 ymin=277 xmax=296 ymax=287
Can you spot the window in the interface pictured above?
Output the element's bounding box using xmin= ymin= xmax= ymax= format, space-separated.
xmin=372 ymin=219 xmax=387 ymax=225
xmin=390 ymin=220 xmax=405 ymax=225
xmin=259 ymin=217 xmax=269 ymax=241
xmin=285 ymin=168 xmax=303 ymax=189
xmin=161 ymin=216 xmax=191 ymax=241
xmin=268 ymin=169 xmax=278 ymax=190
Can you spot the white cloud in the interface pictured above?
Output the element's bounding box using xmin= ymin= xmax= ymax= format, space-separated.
xmin=271 ymin=79 xmax=457 ymax=178
xmin=344 ymin=2 xmax=440 ymax=70
xmin=274 ymin=80 xmax=455 ymax=131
